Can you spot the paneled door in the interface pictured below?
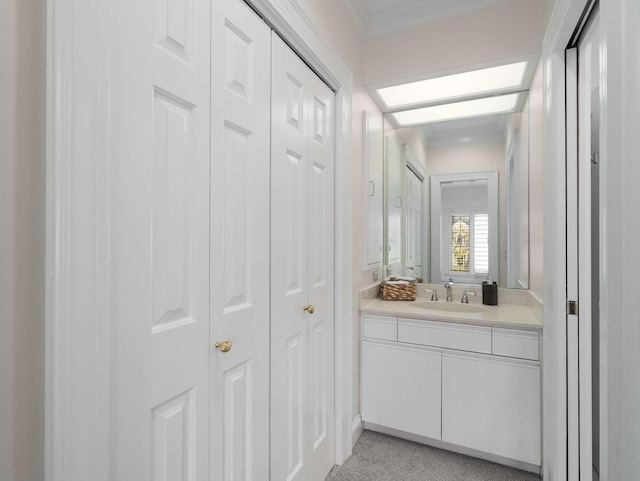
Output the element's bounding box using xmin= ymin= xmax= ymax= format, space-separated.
xmin=210 ymin=1 xmax=272 ymax=480
xmin=109 ymin=0 xmax=211 ymax=478
xmin=270 ymin=33 xmax=336 ymax=481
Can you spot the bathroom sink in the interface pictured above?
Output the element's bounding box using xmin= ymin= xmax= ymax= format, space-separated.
xmin=412 ymin=302 xmax=487 ymax=314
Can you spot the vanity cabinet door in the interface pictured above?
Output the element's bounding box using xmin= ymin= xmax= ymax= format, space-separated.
xmin=362 ymin=339 xmax=441 ymax=440
xmin=442 ymin=350 xmax=541 ymax=466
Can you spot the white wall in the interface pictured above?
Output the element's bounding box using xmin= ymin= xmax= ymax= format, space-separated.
xmin=606 ymin=0 xmax=640 ymax=478
xmin=0 ymin=1 xmax=46 ymax=480
xmin=384 ymin=121 xmax=429 ymax=173
xmin=426 ymin=141 xmax=508 ymax=285
xmin=364 ymin=0 xmax=542 ymax=86
xmin=441 ymin=182 xmax=488 ymax=210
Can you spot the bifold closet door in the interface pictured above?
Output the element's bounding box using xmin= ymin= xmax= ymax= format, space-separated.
xmin=108 ymin=0 xmax=211 ymax=478
xmin=211 ymin=0 xmax=272 ymax=479
xmin=270 ymin=33 xmax=336 ymax=481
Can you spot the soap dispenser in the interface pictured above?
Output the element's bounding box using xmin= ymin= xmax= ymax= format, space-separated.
xmin=482 ymin=276 xmax=498 ymax=305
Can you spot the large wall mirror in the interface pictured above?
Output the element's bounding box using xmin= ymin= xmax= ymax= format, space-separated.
xmin=383 ymin=91 xmax=531 ymax=289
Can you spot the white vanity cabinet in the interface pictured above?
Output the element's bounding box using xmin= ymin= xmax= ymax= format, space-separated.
xmin=362 ymin=339 xmax=442 ymax=440
xmin=441 ymin=350 xmax=541 ymax=465
xmin=361 ymin=312 xmax=542 ymax=471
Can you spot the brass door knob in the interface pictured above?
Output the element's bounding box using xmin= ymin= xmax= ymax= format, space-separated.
xmin=215 ymin=341 xmax=232 ymax=353
xmin=303 ymin=305 xmax=315 ymax=314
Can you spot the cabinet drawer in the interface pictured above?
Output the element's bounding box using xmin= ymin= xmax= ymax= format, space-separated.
xmin=492 ymin=328 xmax=539 ymax=361
xmin=398 ymin=318 xmax=491 ymax=354
xmin=362 ymin=314 xmax=397 ymax=341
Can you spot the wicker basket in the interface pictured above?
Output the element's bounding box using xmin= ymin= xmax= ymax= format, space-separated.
xmin=380 ymin=281 xmax=417 ymax=301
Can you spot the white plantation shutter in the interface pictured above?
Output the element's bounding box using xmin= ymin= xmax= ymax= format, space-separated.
xmin=473 ymin=213 xmax=489 ymax=273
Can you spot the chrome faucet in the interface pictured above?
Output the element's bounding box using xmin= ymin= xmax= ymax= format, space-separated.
xmin=424 ymin=288 xmax=438 ymax=301
xmin=444 ymin=278 xmax=454 ymax=302
xmin=461 ymin=290 xmax=476 ymax=303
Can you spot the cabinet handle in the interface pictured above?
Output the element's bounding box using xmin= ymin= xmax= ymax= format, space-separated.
xmin=368 ymin=181 xmax=375 ymax=197
xmin=303 ymin=305 xmax=315 ymax=314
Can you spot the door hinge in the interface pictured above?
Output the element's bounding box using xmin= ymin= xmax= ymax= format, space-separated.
xmin=567 ymin=300 xmax=578 ymax=316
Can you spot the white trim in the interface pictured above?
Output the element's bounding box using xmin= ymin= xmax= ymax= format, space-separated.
xmin=46 ymin=1 xmax=355 ymax=478
xmin=337 ymin=0 xmax=367 ymax=35
xmin=404 ymin=144 xmax=427 ymax=181
xmin=351 ymin=414 xmax=364 ymax=448
xmin=46 ymin=1 xmax=114 ymax=479
xmin=542 ymin=0 xmax=596 ymax=479
xmin=566 ymin=46 xmax=580 ymax=481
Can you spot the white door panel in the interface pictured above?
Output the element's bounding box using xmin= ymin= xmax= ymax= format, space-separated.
xmin=306 ymin=52 xmax=335 ymax=479
xmin=271 ymin=32 xmax=335 ymax=481
xmin=211 ymin=0 xmax=271 ymax=479
xmin=110 ymin=0 xmax=211 ymax=478
xmin=567 ymin=11 xmax=600 ymax=480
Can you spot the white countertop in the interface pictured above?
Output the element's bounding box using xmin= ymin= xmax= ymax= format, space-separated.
xmin=360 ymin=298 xmax=543 ymax=330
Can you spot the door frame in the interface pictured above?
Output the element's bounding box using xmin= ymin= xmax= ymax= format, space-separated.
xmin=543 ymin=0 xmax=620 ymax=479
xmin=44 ymin=1 xmax=354 ymax=479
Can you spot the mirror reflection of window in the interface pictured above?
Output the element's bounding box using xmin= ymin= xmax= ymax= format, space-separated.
xmin=450 ymin=215 xmax=470 ymax=272
xmin=448 ymin=212 xmax=489 ymax=276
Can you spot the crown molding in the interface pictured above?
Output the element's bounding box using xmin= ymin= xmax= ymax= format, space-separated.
xmin=338 ymin=0 xmax=367 ymax=35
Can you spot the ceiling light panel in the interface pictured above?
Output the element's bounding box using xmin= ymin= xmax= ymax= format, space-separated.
xmin=392 ymin=93 xmax=519 ymax=126
xmin=377 ymin=62 xmax=527 ymax=109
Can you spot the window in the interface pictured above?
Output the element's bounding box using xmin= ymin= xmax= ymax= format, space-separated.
xmin=448 ymin=211 xmax=489 ymax=277
xmin=450 ymin=215 xmax=470 ymax=272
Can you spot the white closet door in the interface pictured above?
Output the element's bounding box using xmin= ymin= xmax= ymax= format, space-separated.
xmin=109 ymin=0 xmax=211 ymax=478
xmin=271 ymin=33 xmax=335 ymax=481
xmin=211 ymin=0 xmax=271 ymax=479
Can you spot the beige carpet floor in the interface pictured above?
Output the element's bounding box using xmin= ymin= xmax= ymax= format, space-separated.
xmin=325 ymin=431 xmax=541 ymax=481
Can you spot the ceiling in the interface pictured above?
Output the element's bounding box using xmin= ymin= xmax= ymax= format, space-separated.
xmin=340 ymin=0 xmax=509 ymax=36
xmin=418 ymin=113 xmax=510 ymax=147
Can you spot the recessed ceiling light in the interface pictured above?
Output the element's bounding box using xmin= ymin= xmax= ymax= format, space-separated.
xmin=392 ymin=93 xmax=519 ymax=127
xmin=376 ymin=62 xmax=527 ymax=109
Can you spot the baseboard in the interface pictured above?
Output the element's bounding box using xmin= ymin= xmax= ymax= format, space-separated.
xmin=351 ymin=415 xmax=364 ymax=448
xmin=364 ymin=422 xmax=541 ymax=475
